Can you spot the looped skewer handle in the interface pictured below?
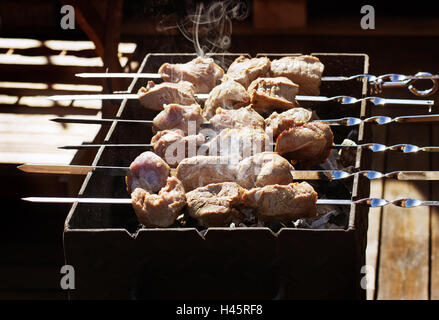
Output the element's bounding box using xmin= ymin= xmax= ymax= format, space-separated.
xmin=324 ymin=72 xmax=439 ymax=97
xmin=371 ymin=72 xmax=439 ymax=97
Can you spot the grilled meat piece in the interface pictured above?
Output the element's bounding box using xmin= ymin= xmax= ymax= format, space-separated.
xmin=152 ymin=103 xmax=206 ymax=135
xmin=126 ymin=151 xmax=170 ymax=193
xmin=138 ymin=81 xmax=196 ymax=110
xmin=248 ymin=77 xmax=299 ymax=113
xmin=207 ymin=127 xmax=271 ymax=159
xmin=226 ymin=56 xmax=271 ymax=89
xmin=131 ymin=177 xmax=186 ymax=227
xmin=270 ymin=55 xmax=324 ymax=96
xmin=186 ymin=182 xmax=245 ymax=227
xmin=208 ymin=106 xmax=265 ymax=132
xmin=176 ymin=155 xmax=238 ymax=192
xmin=203 ymin=78 xmax=250 ymax=119
xmin=158 ymin=57 xmax=224 ymax=93
xmin=243 ymin=182 xmax=318 ymax=221
xmin=265 ymin=107 xmax=315 ymax=139
xmin=275 ymin=121 xmax=334 ymax=168
xmin=235 ymin=152 xmax=295 ymax=189
xmin=151 ymin=129 xmax=206 ymax=168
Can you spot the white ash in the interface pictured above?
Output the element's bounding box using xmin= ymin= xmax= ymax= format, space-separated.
xmin=293 ymin=210 xmax=342 ymax=229
xmin=338 ymin=138 xmax=358 ymax=168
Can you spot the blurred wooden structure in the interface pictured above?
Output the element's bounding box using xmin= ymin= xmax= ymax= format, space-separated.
xmin=253 ymin=0 xmax=307 ymax=29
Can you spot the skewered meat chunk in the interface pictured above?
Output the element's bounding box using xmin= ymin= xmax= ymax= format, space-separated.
xmin=131 ymin=177 xmax=186 ymax=227
xmin=208 ymin=106 xmax=265 ymax=132
xmin=202 ymin=78 xmax=250 ymax=119
xmin=226 ymin=56 xmax=271 ymax=88
xmin=176 ymin=156 xmax=238 ymax=192
xmin=138 ymin=81 xmax=196 ymax=110
xmin=248 ymin=77 xmax=299 ymax=113
xmin=152 ymin=103 xmax=206 ymax=135
xmin=151 ymin=129 xmax=206 ymax=168
xmin=235 ymin=152 xmax=295 ymax=189
xmin=186 ymin=182 xmax=245 ymax=227
xmin=243 ymin=182 xmax=318 ymax=221
xmin=207 ymin=127 xmax=271 ymax=159
xmin=270 ymin=55 xmax=324 ymax=96
xmin=275 ymin=121 xmax=334 ymax=168
xmin=158 ymin=57 xmax=224 ymax=93
xmin=265 ymin=107 xmax=315 ymax=139
xmin=126 ymin=151 xmax=170 ymax=193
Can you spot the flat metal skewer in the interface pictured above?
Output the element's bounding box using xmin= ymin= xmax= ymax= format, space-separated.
xmin=76 ymin=72 xmax=439 ymax=97
xmin=76 ymin=72 xmax=439 ymax=81
xmin=46 ymin=93 xmax=434 ymax=106
xmin=17 ymin=164 xmax=439 ymax=181
xmin=21 ymin=196 xmax=439 ymax=208
xmin=50 ymin=114 xmax=439 ymax=127
xmin=56 ymin=143 xmax=439 ymax=153
xmin=77 ymin=73 xmax=162 ymax=79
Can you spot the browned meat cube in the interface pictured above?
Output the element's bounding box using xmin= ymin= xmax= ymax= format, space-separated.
xmin=202 ymin=78 xmax=250 ymax=119
xmin=275 ymin=121 xmax=334 ymax=168
xmin=186 ymin=182 xmax=245 ymax=227
xmin=138 ymin=81 xmax=196 ymax=110
xmin=226 ymin=56 xmax=271 ymax=88
xmin=152 ymin=103 xmax=206 ymax=135
xmin=243 ymin=182 xmax=318 ymax=221
xmin=158 ymin=57 xmax=224 ymax=93
xmin=235 ymin=152 xmax=295 ymax=189
xmin=151 ymin=129 xmax=206 ymax=168
xmin=207 ymin=127 xmax=271 ymax=159
xmin=265 ymin=107 xmax=315 ymax=139
xmin=208 ymin=106 xmax=265 ymax=132
xmin=176 ymin=155 xmax=238 ymax=192
xmin=131 ymin=177 xmax=186 ymax=227
xmin=248 ymin=77 xmax=299 ymax=114
xmin=270 ymin=55 xmax=324 ymax=96
xmin=126 ymin=151 xmax=170 ymax=193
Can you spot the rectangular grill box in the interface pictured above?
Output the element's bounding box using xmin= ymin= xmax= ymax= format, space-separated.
xmin=64 ymin=53 xmax=371 ymax=299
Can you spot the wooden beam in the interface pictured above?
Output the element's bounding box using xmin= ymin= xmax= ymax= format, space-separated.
xmin=365 ymin=107 xmax=389 ymax=300
xmin=431 ymin=124 xmax=439 ymax=300
xmin=377 ymin=120 xmax=430 ymax=300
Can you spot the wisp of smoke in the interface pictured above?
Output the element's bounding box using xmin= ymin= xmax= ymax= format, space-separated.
xmin=158 ymin=0 xmax=249 ymax=57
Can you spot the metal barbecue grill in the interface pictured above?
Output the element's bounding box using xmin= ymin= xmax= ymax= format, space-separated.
xmin=20 ymin=52 xmax=439 ymax=299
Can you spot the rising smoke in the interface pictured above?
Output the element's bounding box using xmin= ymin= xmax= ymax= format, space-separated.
xmin=157 ymin=0 xmax=249 ymax=57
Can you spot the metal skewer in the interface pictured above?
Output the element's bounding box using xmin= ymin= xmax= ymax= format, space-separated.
xmin=56 ymin=143 xmax=439 ymax=153
xmin=76 ymin=71 xmax=439 ymax=97
xmin=77 ymin=72 xmax=439 ymax=82
xmin=46 ymin=93 xmax=434 ymax=106
xmin=21 ymin=196 xmax=439 ymax=208
xmin=17 ymin=164 xmax=439 ymax=181
xmin=50 ymin=113 xmax=439 ymax=127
